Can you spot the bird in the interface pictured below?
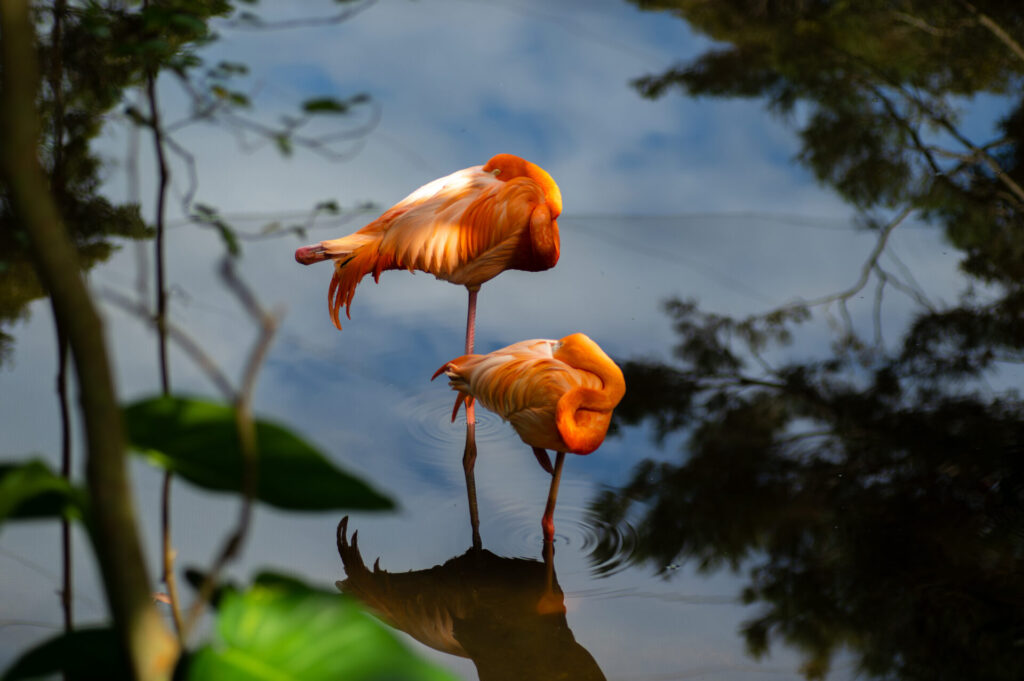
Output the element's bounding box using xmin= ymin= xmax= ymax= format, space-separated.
xmin=432 ymin=333 xmax=625 ymax=542
xmin=294 ymin=154 xmax=563 ymax=428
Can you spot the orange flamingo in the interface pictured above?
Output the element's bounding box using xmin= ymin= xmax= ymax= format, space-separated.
xmin=432 ymin=333 xmax=625 ymax=542
xmin=294 ymin=154 xmax=562 ymax=423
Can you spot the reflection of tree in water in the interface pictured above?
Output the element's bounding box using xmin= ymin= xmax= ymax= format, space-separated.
xmin=336 ymin=518 xmax=606 ymax=681
xmin=593 ymin=2 xmax=1024 ymax=680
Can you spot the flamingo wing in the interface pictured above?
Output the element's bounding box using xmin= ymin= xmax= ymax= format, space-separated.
xmin=436 ymin=339 xmax=604 ymax=452
xmin=377 ymin=169 xmax=550 ymax=285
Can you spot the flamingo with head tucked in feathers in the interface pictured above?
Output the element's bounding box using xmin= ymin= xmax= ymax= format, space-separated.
xmin=295 ymin=154 xmax=562 ymax=423
xmin=433 ymin=333 xmax=625 ymax=543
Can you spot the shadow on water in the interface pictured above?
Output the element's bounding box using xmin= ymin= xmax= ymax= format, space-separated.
xmin=335 ymin=427 xmax=607 ymax=681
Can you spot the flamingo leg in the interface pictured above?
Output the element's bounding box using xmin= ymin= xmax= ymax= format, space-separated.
xmin=463 ymin=423 xmax=481 ymax=550
xmin=464 ymin=285 xmax=479 ymax=426
xmin=532 ymin=446 xmax=554 ymax=475
xmin=536 ymin=539 xmax=566 ymax=614
xmin=541 ymin=451 xmax=566 ymax=543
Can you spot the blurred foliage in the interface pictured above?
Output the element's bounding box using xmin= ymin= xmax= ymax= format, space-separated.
xmin=184 ymin=574 xmax=459 ymax=681
xmin=1 ymin=627 xmax=128 ymax=681
xmin=0 ymin=0 xmax=239 ymax=362
xmin=124 ymin=396 xmax=394 ymax=511
xmin=0 ymin=1 xmax=422 ymax=679
xmin=2 ymin=574 xmax=456 ymax=681
xmin=0 ymin=459 xmax=86 ymax=526
xmin=595 ymin=1 xmax=1024 ymax=680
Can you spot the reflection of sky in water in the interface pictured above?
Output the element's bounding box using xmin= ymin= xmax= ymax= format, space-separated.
xmin=0 ymin=0 xmax=1001 ymax=676
xmin=1 ymin=214 xmax=962 ymax=679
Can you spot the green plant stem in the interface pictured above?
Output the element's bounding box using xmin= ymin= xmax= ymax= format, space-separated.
xmin=0 ymin=1 xmax=178 ymax=677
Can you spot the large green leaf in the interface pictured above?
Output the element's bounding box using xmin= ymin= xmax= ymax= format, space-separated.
xmin=124 ymin=396 xmax=393 ymax=511
xmin=0 ymin=459 xmax=86 ymax=527
xmin=186 ymin=577 xmax=459 ymax=681
xmin=1 ymin=627 xmax=127 ymax=681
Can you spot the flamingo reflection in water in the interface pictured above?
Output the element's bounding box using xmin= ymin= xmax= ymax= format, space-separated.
xmin=336 ymin=517 xmax=606 ymax=681
xmin=294 ymin=154 xmax=562 ymax=425
xmin=433 ymin=333 xmax=625 ymax=542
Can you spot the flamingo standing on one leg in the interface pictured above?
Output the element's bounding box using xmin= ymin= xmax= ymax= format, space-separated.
xmin=294 ymin=154 xmax=562 ymax=425
xmin=432 ymin=333 xmax=625 ymax=543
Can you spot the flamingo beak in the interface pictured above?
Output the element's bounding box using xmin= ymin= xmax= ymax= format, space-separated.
xmin=295 ymin=244 xmax=328 ymax=265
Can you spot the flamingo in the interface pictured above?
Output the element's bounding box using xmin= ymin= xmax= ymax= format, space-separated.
xmin=432 ymin=333 xmax=625 ymax=542
xmin=294 ymin=153 xmax=563 ymax=424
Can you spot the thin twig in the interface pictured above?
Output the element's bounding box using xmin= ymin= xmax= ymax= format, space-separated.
xmin=145 ymin=50 xmax=185 ymax=639
xmin=100 ymin=288 xmax=235 ymax=401
xmin=872 ymin=267 xmax=887 ymax=347
xmin=882 ymin=248 xmax=933 ymax=309
xmin=47 ymin=0 xmax=74 ymax=648
xmin=787 ymin=207 xmax=914 ymax=312
xmin=892 ymin=10 xmax=952 ymax=37
xmin=180 ymin=258 xmax=281 ymax=642
xmin=883 ymin=75 xmax=1024 ymax=205
xmin=224 ymin=0 xmax=376 ymax=30
xmin=960 ymin=0 xmax=1024 ymax=64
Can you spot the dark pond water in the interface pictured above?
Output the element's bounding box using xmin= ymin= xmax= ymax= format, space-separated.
xmin=1 ymin=213 xmax=974 ymax=680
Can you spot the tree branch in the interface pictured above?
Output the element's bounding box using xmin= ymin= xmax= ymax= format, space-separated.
xmin=181 ymin=258 xmax=281 ymax=641
xmin=960 ymin=1 xmax=1024 ymax=64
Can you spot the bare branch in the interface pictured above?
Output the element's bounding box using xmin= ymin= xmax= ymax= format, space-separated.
xmin=181 ymin=258 xmax=281 ymax=642
xmin=892 ymin=11 xmax=952 ymax=37
xmin=101 ymin=288 xmax=235 ymax=401
xmin=225 ymin=0 xmax=377 ymax=30
xmin=789 ymin=207 xmax=914 ymax=311
xmin=960 ymin=1 xmax=1024 ymax=64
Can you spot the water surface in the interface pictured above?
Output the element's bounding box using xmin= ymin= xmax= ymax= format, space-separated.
xmin=1 ymin=213 xmax=965 ymax=680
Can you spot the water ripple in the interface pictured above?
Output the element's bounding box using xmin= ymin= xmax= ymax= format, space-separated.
xmin=477 ymin=479 xmax=642 ymax=577
xmin=398 ymin=389 xmax=510 ymax=452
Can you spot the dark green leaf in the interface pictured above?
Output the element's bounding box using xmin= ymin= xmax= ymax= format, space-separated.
xmin=301 ymin=97 xmax=349 ymax=114
xmin=191 ymin=204 xmax=241 ymax=257
xmin=1 ymin=627 xmax=127 ymax=681
xmin=314 ymin=200 xmax=340 ymax=214
xmin=186 ymin=578 xmax=458 ymax=681
xmin=124 ymin=396 xmax=393 ymax=511
xmin=0 ymin=459 xmax=86 ymax=526
xmin=274 ymin=133 xmax=293 ymax=156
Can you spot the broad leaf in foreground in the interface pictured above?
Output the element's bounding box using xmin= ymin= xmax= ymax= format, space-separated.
xmin=0 ymin=459 xmax=86 ymax=528
xmin=187 ymin=579 xmax=459 ymax=681
xmin=124 ymin=396 xmax=393 ymax=511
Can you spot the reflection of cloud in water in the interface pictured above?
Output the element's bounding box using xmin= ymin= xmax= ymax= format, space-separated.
xmin=1 ymin=211 xmax=951 ymax=678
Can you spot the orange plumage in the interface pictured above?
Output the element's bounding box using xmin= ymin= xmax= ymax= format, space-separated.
xmin=295 ymin=154 xmax=562 ymax=330
xmin=433 ymin=333 xmax=624 ymax=541
xmin=433 ymin=334 xmax=625 ymax=456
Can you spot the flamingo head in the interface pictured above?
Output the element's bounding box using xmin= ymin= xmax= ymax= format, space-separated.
xmin=552 ymin=334 xmax=625 ymax=455
xmin=483 ymin=153 xmax=562 ymax=219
